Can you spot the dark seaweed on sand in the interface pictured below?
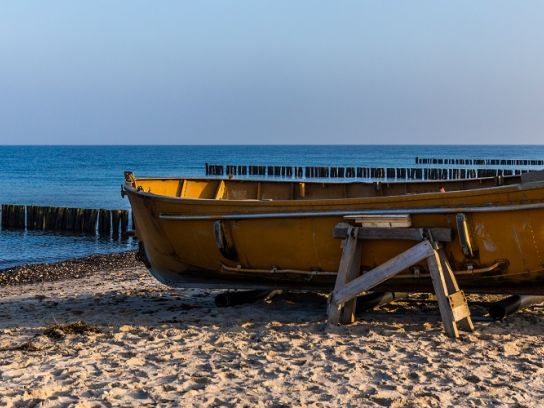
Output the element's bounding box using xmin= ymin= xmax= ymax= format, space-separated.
xmin=43 ymin=321 xmax=101 ymax=340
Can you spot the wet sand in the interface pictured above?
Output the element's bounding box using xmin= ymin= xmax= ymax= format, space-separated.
xmin=1 ymin=255 xmax=543 ymax=407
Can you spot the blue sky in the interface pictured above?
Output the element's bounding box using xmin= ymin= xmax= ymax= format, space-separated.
xmin=1 ymin=1 xmax=543 ymax=144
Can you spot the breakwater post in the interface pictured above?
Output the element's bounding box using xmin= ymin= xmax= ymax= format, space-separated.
xmin=415 ymin=157 xmax=544 ymax=166
xmin=0 ymin=204 xmax=130 ymax=238
xmin=204 ymin=164 xmax=538 ymax=181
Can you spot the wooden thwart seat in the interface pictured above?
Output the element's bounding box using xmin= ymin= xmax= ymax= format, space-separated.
xmin=328 ymin=222 xmax=474 ymax=339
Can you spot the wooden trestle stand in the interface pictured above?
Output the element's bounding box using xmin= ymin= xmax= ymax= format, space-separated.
xmin=328 ymin=221 xmax=474 ymax=338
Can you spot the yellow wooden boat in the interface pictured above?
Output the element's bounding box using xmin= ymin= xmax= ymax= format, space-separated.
xmin=122 ymin=171 xmax=544 ymax=294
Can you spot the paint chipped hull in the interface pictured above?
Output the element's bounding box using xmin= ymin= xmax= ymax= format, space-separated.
xmin=123 ymin=172 xmax=544 ymax=294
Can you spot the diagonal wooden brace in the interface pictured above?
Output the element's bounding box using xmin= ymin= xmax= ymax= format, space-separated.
xmin=330 ymin=240 xmax=435 ymax=308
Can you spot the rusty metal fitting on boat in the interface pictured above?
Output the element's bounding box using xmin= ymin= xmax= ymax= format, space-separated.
xmin=220 ymin=263 xmax=337 ymax=277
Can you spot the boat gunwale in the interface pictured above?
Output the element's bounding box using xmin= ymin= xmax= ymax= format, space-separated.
xmin=130 ymin=174 xmax=516 ymax=185
xmin=123 ymin=175 xmax=544 ymax=209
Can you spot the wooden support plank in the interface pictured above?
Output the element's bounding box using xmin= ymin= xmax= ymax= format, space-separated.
xmin=344 ymin=214 xmax=411 ymax=228
xmin=339 ymin=240 xmax=362 ymax=324
xmin=333 ymin=240 xmax=435 ymax=306
xmin=448 ymin=291 xmax=471 ymax=321
xmin=426 ymin=250 xmax=459 ymax=338
xmin=438 ymin=248 xmax=474 ymax=332
xmin=333 ymin=223 xmax=453 ymax=242
xmin=438 ymin=249 xmax=460 ymax=294
xmin=328 ymin=227 xmax=361 ymax=325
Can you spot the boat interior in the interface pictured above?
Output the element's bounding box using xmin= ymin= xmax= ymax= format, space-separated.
xmin=128 ymin=174 xmax=524 ymax=201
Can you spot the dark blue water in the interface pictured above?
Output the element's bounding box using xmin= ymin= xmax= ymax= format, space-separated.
xmin=1 ymin=145 xmax=543 ymax=269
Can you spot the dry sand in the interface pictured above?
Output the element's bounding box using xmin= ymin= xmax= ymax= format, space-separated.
xmin=1 ymin=256 xmax=543 ymax=407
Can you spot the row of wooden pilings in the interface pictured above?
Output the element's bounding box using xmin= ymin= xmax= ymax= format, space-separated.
xmin=415 ymin=157 xmax=544 ymax=166
xmin=1 ymin=205 xmax=130 ymax=238
xmin=205 ymin=163 xmax=534 ymax=181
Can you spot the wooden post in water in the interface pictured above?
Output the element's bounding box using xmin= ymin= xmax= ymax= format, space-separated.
xmin=65 ymin=208 xmax=77 ymax=232
xmin=111 ymin=209 xmax=121 ymax=239
xmin=98 ymin=209 xmax=111 ymax=237
xmin=120 ymin=210 xmax=129 ymax=238
xmin=2 ymin=205 xmax=26 ymax=229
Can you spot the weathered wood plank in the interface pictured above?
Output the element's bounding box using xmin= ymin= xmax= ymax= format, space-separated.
xmin=328 ymin=227 xmax=361 ymax=325
xmin=438 ymin=248 xmax=460 ymax=294
xmin=333 ymin=240 xmax=435 ymax=306
xmin=339 ymin=240 xmax=362 ymax=324
xmin=427 ymin=250 xmax=459 ymax=338
xmin=344 ymin=214 xmax=412 ymax=228
xmin=333 ymin=223 xmax=453 ymax=242
xmin=448 ymin=291 xmax=471 ymax=322
xmin=438 ymin=248 xmax=474 ymax=332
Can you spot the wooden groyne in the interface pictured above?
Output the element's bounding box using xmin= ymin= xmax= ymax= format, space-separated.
xmin=0 ymin=204 xmax=130 ymax=238
xmin=415 ymin=157 xmax=544 ymax=166
xmin=204 ymin=163 xmax=536 ymax=181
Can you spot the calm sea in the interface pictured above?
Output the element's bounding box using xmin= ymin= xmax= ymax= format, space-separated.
xmin=1 ymin=145 xmax=543 ymax=269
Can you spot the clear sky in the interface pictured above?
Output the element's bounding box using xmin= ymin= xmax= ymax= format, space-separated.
xmin=1 ymin=1 xmax=543 ymax=145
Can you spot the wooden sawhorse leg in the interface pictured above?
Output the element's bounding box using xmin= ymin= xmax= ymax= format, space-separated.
xmin=327 ymin=226 xmax=362 ymax=325
xmin=427 ymin=247 xmax=474 ymax=338
xmin=328 ymin=233 xmax=474 ymax=339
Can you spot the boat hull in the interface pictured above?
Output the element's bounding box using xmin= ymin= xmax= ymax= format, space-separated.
xmin=124 ymin=175 xmax=544 ymax=294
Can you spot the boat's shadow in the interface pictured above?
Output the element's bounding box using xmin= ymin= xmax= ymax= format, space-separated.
xmin=2 ymin=289 xmax=543 ymax=337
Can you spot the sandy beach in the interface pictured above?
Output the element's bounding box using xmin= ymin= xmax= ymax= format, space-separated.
xmin=1 ymin=254 xmax=543 ymax=407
